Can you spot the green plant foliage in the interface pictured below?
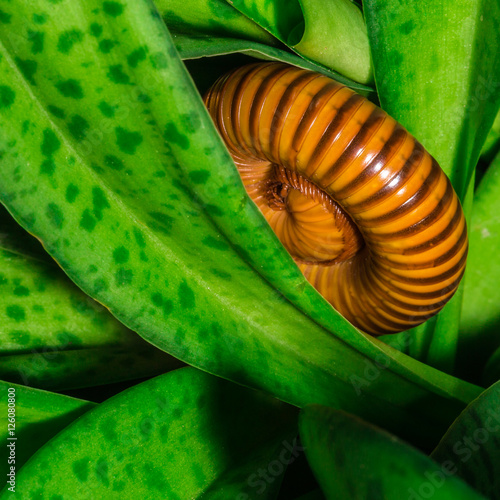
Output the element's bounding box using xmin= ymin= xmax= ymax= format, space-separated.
xmin=480 ymin=109 xmax=500 ymax=162
xmin=0 ymin=381 xmax=95 ymax=479
xmin=365 ymin=0 xmax=500 ymax=375
xmin=0 ymin=0 xmax=482 ymax=450
xmin=0 ymin=0 xmax=499 ymax=497
xmin=483 ymin=346 xmax=500 ymax=387
xmin=225 ymin=0 xmax=373 ymax=84
xmin=0 ymin=206 xmax=174 ymax=390
xmin=156 ymin=0 xmax=277 ymax=45
xmin=431 ymin=380 xmax=500 ymax=499
xmin=459 ymin=151 xmax=500 ymax=381
xmin=6 ymin=367 xmax=297 ymax=499
xmin=173 ymin=34 xmax=373 ymax=96
xmin=300 ymin=405 xmax=487 ymax=500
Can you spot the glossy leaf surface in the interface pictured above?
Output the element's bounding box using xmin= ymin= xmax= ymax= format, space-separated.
xmin=173 ymin=34 xmax=373 ymax=96
xmin=431 ymin=380 xmax=500 ymax=499
xmin=0 ymin=0 xmax=483 ymax=449
xmin=0 ymin=381 xmax=95 ymax=480
xmin=225 ymin=0 xmax=373 ymax=84
xmin=156 ymin=0 xmax=277 ymax=45
xmin=459 ymin=152 xmax=500 ymax=381
xmin=7 ymin=367 xmax=297 ymax=499
xmin=300 ymin=405 xmax=487 ymax=500
xmin=0 ymin=206 xmax=175 ymax=390
xmin=365 ymin=0 xmax=500 ymax=374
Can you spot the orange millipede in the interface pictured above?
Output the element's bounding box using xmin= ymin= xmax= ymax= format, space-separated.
xmin=204 ymin=62 xmax=468 ymax=335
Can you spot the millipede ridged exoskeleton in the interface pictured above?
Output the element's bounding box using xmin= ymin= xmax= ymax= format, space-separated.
xmin=204 ymin=62 xmax=468 ymax=335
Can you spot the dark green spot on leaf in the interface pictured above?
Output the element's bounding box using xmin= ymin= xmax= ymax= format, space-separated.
xmin=115 ymin=127 xmax=143 ymax=154
xmin=113 ymin=246 xmax=129 ymax=264
xmin=104 ymin=155 xmax=124 ymax=171
xmin=0 ymin=86 xmax=15 ymax=109
xmin=103 ymin=2 xmax=124 ymax=17
xmin=6 ymin=305 xmax=25 ymax=322
xmin=46 ymin=203 xmax=64 ymax=228
xmin=56 ymin=79 xmax=84 ymax=99
xmin=66 ymin=184 xmax=79 ymax=203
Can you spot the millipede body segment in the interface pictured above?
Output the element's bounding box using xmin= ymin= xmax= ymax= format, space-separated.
xmin=204 ymin=62 xmax=468 ymax=335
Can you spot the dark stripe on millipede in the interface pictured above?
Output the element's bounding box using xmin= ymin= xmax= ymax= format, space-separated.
xmin=318 ymin=107 xmax=387 ymax=188
xmin=376 ymin=250 xmax=467 ymax=285
xmin=247 ymin=65 xmax=293 ymax=157
xmin=357 ymin=160 xmax=441 ymax=228
xmin=349 ymin=142 xmax=426 ymax=215
xmin=291 ymin=81 xmax=344 ymax=153
xmin=306 ymin=93 xmax=365 ymax=175
xmin=335 ymin=126 xmax=407 ymax=200
xmin=229 ymin=64 xmax=272 ymax=156
xmin=370 ymin=265 xmax=465 ymax=300
xmin=269 ymin=71 xmax=322 ymax=162
xmin=368 ymin=277 xmax=450 ymax=313
xmin=368 ymin=181 xmax=454 ymax=242
xmin=403 ymin=202 xmax=463 ymax=255
xmin=375 ymin=228 xmax=467 ymax=270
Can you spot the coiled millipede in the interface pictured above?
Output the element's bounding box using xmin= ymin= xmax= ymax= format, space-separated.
xmin=204 ymin=62 xmax=468 ymax=335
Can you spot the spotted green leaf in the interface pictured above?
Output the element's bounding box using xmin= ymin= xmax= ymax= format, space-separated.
xmin=0 ymin=381 xmax=95 ymax=481
xmin=6 ymin=367 xmax=297 ymax=499
xmin=0 ymin=205 xmax=175 ymax=390
xmin=0 ymin=0 xmax=481 ymax=450
xmin=300 ymin=405 xmax=487 ymax=500
xmin=431 ymin=380 xmax=500 ymax=499
xmin=156 ymin=0 xmax=277 ymax=45
xmin=364 ymin=0 xmax=500 ymax=374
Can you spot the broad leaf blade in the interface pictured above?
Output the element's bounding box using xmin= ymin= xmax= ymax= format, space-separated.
xmin=0 ymin=381 xmax=95 ymax=481
xmin=173 ymin=33 xmax=374 ymax=96
xmin=300 ymin=405 xmax=487 ymax=500
xmin=7 ymin=367 xmax=297 ymax=499
xmin=0 ymin=0 xmax=481 ymax=449
xmin=431 ymin=381 xmax=500 ymax=499
xmin=364 ymin=0 xmax=500 ymax=374
xmin=156 ymin=0 xmax=278 ymax=45
xmin=0 ymin=205 xmax=175 ymax=390
xmin=459 ymin=151 xmax=500 ymax=381
xmin=224 ymin=0 xmax=373 ymax=84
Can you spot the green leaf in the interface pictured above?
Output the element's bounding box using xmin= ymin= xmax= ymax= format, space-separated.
xmin=480 ymin=109 xmax=500 ymax=162
xmin=365 ymin=0 xmax=500 ymax=374
xmin=0 ymin=381 xmax=95 ymax=480
xmin=0 ymin=344 xmax=183 ymax=392
xmin=431 ymin=380 xmax=500 ymax=499
xmin=156 ymin=0 xmax=278 ymax=45
xmin=300 ymin=405 xmax=487 ymax=500
xmin=174 ymin=33 xmax=374 ymax=96
xmin=459 ymin=151 xmax=500 ymax=382
xmin=0 ymin=205 xmax=175 ymax=390
xmin=483 ymin=346 xmax=500 ymax=387
xmin=0 ymin=0 xmax=481 ymax=449
xmin=223 ymin=0 xmax=373 ymax=84
xmin=7 ymin=367 xmax=297 ymax=499
xmin=364 ymin=0 xmax=500 ymax=194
